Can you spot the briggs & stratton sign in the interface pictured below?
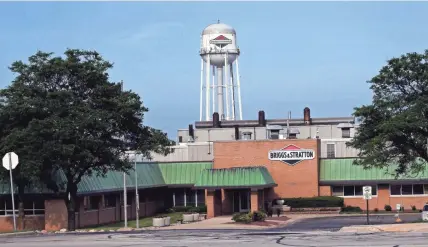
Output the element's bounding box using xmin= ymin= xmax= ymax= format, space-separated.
xmin=268 ymin=144 xmax=315 ymax=166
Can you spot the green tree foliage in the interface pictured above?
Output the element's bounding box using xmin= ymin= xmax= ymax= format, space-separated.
xmin=0 ymin=49 xmax=175 ymax=230
xmin=347 ymin=50 xmax=428 ymax=175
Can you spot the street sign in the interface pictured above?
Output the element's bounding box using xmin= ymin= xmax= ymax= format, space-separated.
xmin=1 ymin=152 xmax=18 ymax=232
xmin=2 ymin=152 xmax=19 ymax=170
xmin=396 ymin=204 xmax=401 ymax=210
xmin=363 ymin=186 xmax=372 ymax=200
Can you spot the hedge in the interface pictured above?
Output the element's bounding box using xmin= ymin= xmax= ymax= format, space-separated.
xmin=278 ymin=196 xmax=344 ymax=208
xmin=168 ymin=205 xmax=207 ymax=213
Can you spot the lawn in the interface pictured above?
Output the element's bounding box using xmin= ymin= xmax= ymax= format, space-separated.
xmin=85 ymin=212 xmax=183 ymax=230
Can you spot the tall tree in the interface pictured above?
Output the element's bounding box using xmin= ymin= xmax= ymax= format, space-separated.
xmin=0 ymin=49 xmax=174 ymax=230
xmin=347 ymin=50 xmax=428 ymax=176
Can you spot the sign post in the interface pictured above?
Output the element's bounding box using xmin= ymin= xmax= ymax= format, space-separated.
xmin=363 ymin=186 xmax=372 ymax=225
xmin=2 ymin=152 xmax=19 ymax=231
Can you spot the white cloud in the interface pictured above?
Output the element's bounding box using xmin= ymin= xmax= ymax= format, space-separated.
xmin=118 ymin=21 xmax=184 ymax=45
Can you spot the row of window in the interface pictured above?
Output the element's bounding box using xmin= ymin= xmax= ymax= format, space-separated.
xmin=0 ymin=199 xmax=45 ymax=216
xmin=332 ymin=184 xmax=428 ymax=197
xmin=178 ymin=128 xmax=352 ymax=143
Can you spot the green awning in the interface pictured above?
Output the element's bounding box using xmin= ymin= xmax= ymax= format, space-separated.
xmin=159 ymin=162 xmax=212 ymax=186
xmin=320 ymin=158 xmax=428 ymax=184
xmin=194 ymin=166 xmax=277 ymax=189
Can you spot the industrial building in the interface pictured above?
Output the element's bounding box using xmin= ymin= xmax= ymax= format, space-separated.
xmin=2 ymin=21 xmax=428 ymax=232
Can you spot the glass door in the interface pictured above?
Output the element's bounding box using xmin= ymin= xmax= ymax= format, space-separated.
xmin=239 ymin=191 xmax=250 ymax=212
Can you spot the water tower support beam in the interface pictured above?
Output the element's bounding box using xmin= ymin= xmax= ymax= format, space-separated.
xmin=230 ymin=65 xmax=236 ymax=120
xmin=199 ymin=58 xmax=204 ymax=121
xmin=217 ymin=67 xmax=224 ymax=120
xmin=212 ymin=65 xmax=215 ymax=116
xmin=205 ymin=55 xmax=211 ymax=121
xmin=224 ymin=54 xmax=230 ymax=120
xmin=236 ymin=58 xmax=243 ymax=120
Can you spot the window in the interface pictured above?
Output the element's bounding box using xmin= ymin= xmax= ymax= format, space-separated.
xmin=84 ymin=196 xmax=101 ymax=210
xmin=288 ymin=133 xmax=297 ymax=139
xmin=326 ymin=144 xmax=335 ymax=158
xmin=242 ymin=132 xmax=252 ymax=140
xmin=269 ymin=130 xmax=279 ymax=139
xmin=0 ymin=197 xmax=45 ymax=216
xmin=104 ymin=194 xmax=117 ymax=208
xmin=390 ymin=184 xmax=428 ymax=196
xmin=341 ymin=128 xmax=351 ymax=138
xmin=332 ymin=185 xmax=377 ymax=197
xmin=178 ymin=136 xmax=183 ymax=143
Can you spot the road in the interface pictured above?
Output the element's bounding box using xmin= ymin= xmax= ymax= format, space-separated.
xmin=2 ymin=230 xmax=428 ymax=246
xmin=275 ymin=214 xmax=421 ymax=232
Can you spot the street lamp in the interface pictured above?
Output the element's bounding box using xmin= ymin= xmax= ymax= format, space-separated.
xmin=134 ymin=151 xmax=139 ymax=229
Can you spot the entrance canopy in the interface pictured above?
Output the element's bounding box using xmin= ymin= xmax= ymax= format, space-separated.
xmin=194 ymin=166 xmax=277 ymax=189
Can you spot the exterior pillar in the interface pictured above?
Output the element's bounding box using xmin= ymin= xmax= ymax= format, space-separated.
xmin=206 ymin=189 xmax=215 ymax=218
xmin=250 ymin=189 xmax=259 ymax=212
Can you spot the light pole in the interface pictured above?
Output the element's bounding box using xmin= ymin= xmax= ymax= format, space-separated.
xmin=135 ymin=151 xmax=139 ymax=228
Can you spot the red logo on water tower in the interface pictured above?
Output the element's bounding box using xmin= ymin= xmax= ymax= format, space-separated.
xmin=210 ymin=35 xmax=232 ymax=48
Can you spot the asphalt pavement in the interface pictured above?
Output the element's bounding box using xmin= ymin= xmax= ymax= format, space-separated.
xmin=274 ymin=213 xmax=422 ymax=232
xmin=2 ymin=230 xmax=428 ymax=246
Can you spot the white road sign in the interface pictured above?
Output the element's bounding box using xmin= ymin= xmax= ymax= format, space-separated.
xmin=363 ymin=185 xmax=372 ymax=200
xmin=2 ymin=152 xmax=19 ymax=170
xmin=396 ymin=204 xmax=401 ymax=210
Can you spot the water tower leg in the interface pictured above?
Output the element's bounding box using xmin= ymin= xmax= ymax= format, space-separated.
xmin=217 ymin=67 xmax=224 ymax=120
xmin=224 ymin=54 xmax=230 ymax=120
xmin=230 ymin=65 xmax=236 ymax=120
xmin=200 ymin=58 xmax=204 ymax=121
xmin=236 ymin=58 xmax=243 ymax=120
xmin=205 ymin=55 xmax=211 ymax=121
xmin=212 ymin=66 xmax=215 ymax=115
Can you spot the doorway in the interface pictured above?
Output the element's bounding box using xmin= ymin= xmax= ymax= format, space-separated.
xmin=232 ymin=190 xmax=250 ymax=213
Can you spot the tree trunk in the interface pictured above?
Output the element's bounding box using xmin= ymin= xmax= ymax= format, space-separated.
xmin=66 ymin=183 xmax=78 ymax=231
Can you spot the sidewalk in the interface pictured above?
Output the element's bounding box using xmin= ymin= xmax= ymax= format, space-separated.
xmin=340 ymin=223 xmax=428 ymax=233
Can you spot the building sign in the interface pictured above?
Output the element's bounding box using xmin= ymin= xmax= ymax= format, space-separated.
xmin=210 ymin=35 xmax=232 ymax=48
xmin=268 ymin=144 xmax=315 ymax=166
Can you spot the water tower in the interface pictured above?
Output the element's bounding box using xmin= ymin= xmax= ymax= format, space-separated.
xmin=199 ymin=21 xmax=243 ymax=121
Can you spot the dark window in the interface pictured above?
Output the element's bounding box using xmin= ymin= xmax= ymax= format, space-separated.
xmin=332 ymin=186 xmax=343 ymax=196
xmin=424 ymin=205 xmax=428 ymax=211
xmin=354 ymin=186 xmax=363 ymax=196
xmin=414 ymin=184 xmax=424 ymax=195
xmin=126 ymin=192 xmax=133 ymax=206
xmin=372 ymin=186 xmax=377 ymax=196
xmin=196 ymin=190 xmax=205 ymax=206
xmin=342 ymin=128 xmax=351 ymax=138
xmin=270 ymin=130 xmax=279 ymax=139
xmin=288 ymin=133 xmax=297 ymax=139
xmin=104 ymin=194 xmax=117 ymax=208
xmin=402 ymin=185 xmax=413 ymax=195
xmin=178 ymin=136 xmax=183 ymax=143
xmin=344 ymin=186 xmax=355 ymax=196
xmin=89 ymin=196 xmax=101 ymax=210
xmin=390 ymin=185 xmax=401 ymax=195
xmin=242 ymin=132 xmax=252 ymax=140
xmin=326 ymin=144 xmax=335 ymax=158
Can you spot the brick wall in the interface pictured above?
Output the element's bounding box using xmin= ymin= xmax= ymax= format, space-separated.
xmin=0 ymin=215 xmax=44 ymax=232
xmin=213 ymin=139 xmax=320 ymax=200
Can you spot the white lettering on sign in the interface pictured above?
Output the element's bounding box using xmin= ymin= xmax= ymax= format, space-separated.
xmin=268 ymin=150 xmax=315 ymax=161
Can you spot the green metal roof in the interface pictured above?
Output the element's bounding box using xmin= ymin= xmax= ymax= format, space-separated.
xmin=159 ymin=162 xmax=212 ymax=186
xmin=320 ymin=158 xmax=428 ymax=184
xmin=194 ymin=166 xmax=277 ymax=189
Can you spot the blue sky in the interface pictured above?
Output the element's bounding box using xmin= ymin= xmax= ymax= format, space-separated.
xmin=0 ymin=2 xmax=427 ymax=139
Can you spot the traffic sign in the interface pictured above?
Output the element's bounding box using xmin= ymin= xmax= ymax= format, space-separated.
xmin=363 ymin=185 xmax=372 ymax=200
xmin=2 ymin=152 xmax=19 ymax=170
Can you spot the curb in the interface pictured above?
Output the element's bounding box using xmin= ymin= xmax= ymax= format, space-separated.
xmin=0 ymin=231 xmax=37 ymax=237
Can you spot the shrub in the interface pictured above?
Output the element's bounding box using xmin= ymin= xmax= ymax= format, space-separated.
xmin=169 ymin=205 xmax=207 ymax=213
xmin=232 ymin=212 xmax=253 ymax=224
xmin=412 ymin=205 xmax=417 ymax=211
xmin=384 ymin=205 xmax=392 ymax=211
xmin=341 ymin=206 xmax=362 ymax=213
xmin=252 ymin=211 xmax=267 ymax=222
xmin=280 ymin=196 xmax=344 ymax=208
xmin=374 ymin=208 xmax=379 ymax=212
